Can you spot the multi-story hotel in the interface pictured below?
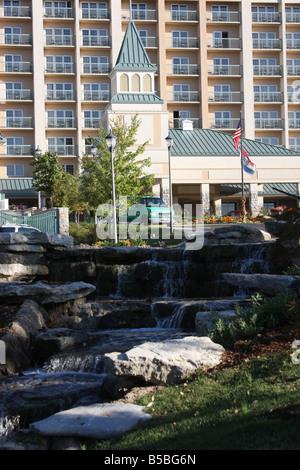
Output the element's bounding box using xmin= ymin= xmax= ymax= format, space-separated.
xmin=0 ymin=0 xmax=300 ymax=216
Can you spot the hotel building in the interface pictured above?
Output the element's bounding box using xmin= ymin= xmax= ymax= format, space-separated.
xmin=0 ymin=0 xmax=299 ymax=215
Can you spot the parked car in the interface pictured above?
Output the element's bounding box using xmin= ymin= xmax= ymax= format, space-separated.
xmin=126 ymin=196 xmax=175 ymax=225
xmin=225 ymin=210 xmax=250 ymax=218
xmin=0 ymin=224 xmax=41 ymax=233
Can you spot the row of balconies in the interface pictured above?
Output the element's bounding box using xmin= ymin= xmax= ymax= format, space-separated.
xmin=3 ymin=5 xmax=300 ymax=25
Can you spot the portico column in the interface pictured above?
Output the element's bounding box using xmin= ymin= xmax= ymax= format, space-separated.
xmin=249 ymin=183 xmax=264 ymax=217
xmin=201 ymin=183 xmax=210 ymax=214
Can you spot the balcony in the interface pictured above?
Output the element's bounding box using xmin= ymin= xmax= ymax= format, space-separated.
xmin=206 ymin=11 xmax=240 ymax=23
xmin=1 ymin=61 xmax=32 ymax=73
xmin=253 ymin=65 xmax=282 ymax=76
xmin=209 ymin=118 xmax=241 ymax=129
xmin=81 ymin=36 xmax=111 ymax=47
xmin=169 ymin=91 xmax=200 ymax=102
xmin=2 ymin=6 xmax=31 ymax=17
xmin=168 ymin=37 xmax=199 ymax=49
xmin=121 ymin=9 xmax=157 ymax=21
xmin=5 ymin=145 xmax=33 ymax=156
xmin=254 ymin=92 xmax=283 ymax=103
xmin=252 ymin=39 xmax=282 ymax=50
xmin=286 ymin=39 xmax=300 ymax=50
xmin=82 ymin=91 xmax=110 ymax=101
xmin=168 ymin=118 xmax=202 ymax=129
xmin=208 ymin=91 xmax=243 ymax=103
xmin=45 ymin=35 xmax=75 ymax=47
xmin=165 ymin=10 xmax=198 ymax=22
xmin=5 ymin=89 xmax=33 ymax=101
xmin=254 ymin=118 xmax=284 ymax=129
xmin=82 ymin=63 xmax=111 ymax=74
xmin=46 ymin=90 xmax=77 ymax=101
xmin=2 ymin=117 xmax=34 ymax=129
xmin=81 ymin=8 xmax=110 ymax=20
xmin=252 ymin=12 xmax=281 ymax=23
xmin=0 ymin=33 xmax=32 ymax=46
xmin=47 ymin=117 xmax=77 ymax=129
xmin=289 ymin=118 xmax=300 ymax=129
xmin=286 ymin=13 xmax=300 ymax=23
xmin=207 ymin=64 xmax=242 ymax=76
xmin=45 ymin=63 xmax=76 ymax=74
xmin=83 ymin=118 xmax=101 ymax=128
xmin=44 ymin=7 xmax=75 ymax=19
xmin=207 ymin=38 xmax=242 ymax=49
xmin=168 ymin=64 xmax=200 ymax=75
xmin=287 ymin=65 xmax=300 ymax=76
xmin=140 ymin=36 xmax=158 ymax=48
xmin=47 ymin=145 xmax=77 ymax=156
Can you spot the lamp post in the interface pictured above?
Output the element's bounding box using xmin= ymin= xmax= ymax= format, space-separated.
xmin=165 ymin=134 xmax=174 ymax=234
xmin=106 ymin=130 xmax=117 ymax=244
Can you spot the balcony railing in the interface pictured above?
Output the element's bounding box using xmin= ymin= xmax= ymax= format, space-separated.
xmin=255 ymin=118 xmax=284 ymax=129
xmin=5 ymin=89 xmax=33 ymax=100
xmin=252 ymin=38 xmax=282 ymax=49
xmin=288 ymin=92 xmax=300 ymax=102
xmin=253 ymin=65 xmax=282 ymax=76
xmin=82 ymin=63 xmax=111 ymax=74
xmin=83 ymin=118 xmax=101 ymax=128
xmin=0 ymin=33 xmax=32 ymax=45
xmin=289 ymin=145 xmax=300 ymax=152
xmin=252 ymin=12 xmax=281 ymax=23
xmin=1 ymin=61 xmax=32 ymax=73
xmin=206 ymin=11 xmax=240 ymax=22
xmin=1 ymin=117 xmax=33 ymax=128
xmin=2 ymin=6 xmax=31 ymax=17
xmin=208 ymin=91 xmax=243 ymax=102
xmin=169 ymin=64 xmax=200 ymax=75
xmin=169 ymin=37 xmax=199 ymax=48
xmin=287 ymin=65 xmax=300 ymax=76
xmin=81 ymin=8 xmax=110 ymax=19
xmin=207 ymin=64 xmax=242 ymax=76
xmin=165 ymin=10 xmax=198 ymax=22
xmin=47 ymin=117 xmax=77 ymax=128
xmin=140 ymin=36 xmax=158 ymax=48
xmin=5 ymin=145 xmax=33 ymax=156
xmin=207 ymin=38 xmax=242 ymax=49
xmin=45 ymin=35 xmax=75 ymax=46
xmin=168 ymin=118 xmax=202 ymax=129
xmin=254 ymin=92 xmax=283 ymax=102
xmin=81 ymin=36 xmax=111 ymax=47
xmin=45 ymin=63 xmax=76 ymax=74
xmin=286 ymin=39 xmax=300 ymax=49
xmin=46 ymin=90 xmax=76 ymax=101
xmin=47 ymin=145 xmax=77 ymax=156
xmin=286 ymin=13 xmax=300 ymax=23
xmin=44 ymin=7 xmax=75 ymax=18
xmin=289 ymin=118 xmax=300 ymax=129
xmin=82 ymin=91 xmax=110 ymax=101
xmin=169 ymin=91 xmax=200 ymax=102
xmin=209 ymin=118 xmax=241 ymax=129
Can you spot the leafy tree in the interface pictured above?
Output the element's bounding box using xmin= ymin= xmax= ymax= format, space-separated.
xmin=81 ymin=115 xmax=155 ymax=210
xmin=53 ymin=171 xmax=89 ymax=224
xmin=30 ymin=151 xmax=64 ymax=207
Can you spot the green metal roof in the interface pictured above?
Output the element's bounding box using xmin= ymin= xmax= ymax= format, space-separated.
xmin=113 ymin=20 xmax=157 ymax=72
xmin=221 ymin=183 xmax=297 ymax=197
xmin=111 ymin=93 xmax=163 ymax=104
xmin=170 ymin=128 xmax=299 ymax=157
xmin=0 ymin=178 xmax=38 ymax=198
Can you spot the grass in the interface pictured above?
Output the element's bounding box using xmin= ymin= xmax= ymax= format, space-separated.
xmin=86 ymin=350 xmax=300 ymax=451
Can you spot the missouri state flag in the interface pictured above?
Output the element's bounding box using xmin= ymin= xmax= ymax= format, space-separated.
xmin=242 ymin=149 xmax=256 ymax=175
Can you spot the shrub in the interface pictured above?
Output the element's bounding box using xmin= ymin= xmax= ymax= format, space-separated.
xmin=69 ymin=222 xmax=97 ymax=245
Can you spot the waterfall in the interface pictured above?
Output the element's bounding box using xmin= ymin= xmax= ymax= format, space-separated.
xmin=0 ymin=408 xmax=20 ymax=438
xmin=232 ymin=244 xmax=270 ymax=274
xmin=45 ymin=353 xmax=105 ymax=374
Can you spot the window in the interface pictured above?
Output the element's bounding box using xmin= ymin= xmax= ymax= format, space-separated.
xmin=173 ymin=84 xmax=190 ymax=101
xmin=172 ymin=57 xmax=189 ymax=74
xmin=212 ymin=31 xmax=229 ymax=48
xmin=171 ymin=4 xmax=188 ymax=21
xmin=6 ymin=136 xmax=24 ymax=155
xmin=214 ymin=111 xmax=231 ymax=127
xmin=172 ymin=31 xmax=188 ymax=47
xmin=213 ymin=57 xmax=230 ymax=74
xmin=256 ymin=137 xmax=279 ymax=146
xmin=4 ymin=0 xmax=20 ymax=16
xmin=83 ymin=110 xmax=103 ymax=128
xmin=211 ymin=5 xmax=228 ymax=21
xmin=5 ymin=82 xmax=22 ymax=100
xmin=286 ymin=33 xmax=300 ymax=49
xmin=45 ymin=2 xmax=71 ymax=18
xmin=253 ymin=58 xmax=278 ymax=75
xmin=81 ymin=2 xmax=107 ymax=19
xmin=6 ymin=164 xmax=24 ymax=177
xmin=132 ymin=74 xmax=140 ymax=92
xmin=138 ymin=30 xmax=148 ymax=47
xmin=254 ymin=84 xmax=278 ymax=101
xmin=47 ymin=137 xmax=74 ymax=155
xmin=252 ymin=5 xmax=276 ymax=22
xmin=6 ymin=109 xmax=23 ymax=127
xmin=289 ymin=137 xmax=300 ymax=150
xmin=82 ymin=82 xmax=109 ymax=100
xmin=254 ymin=111 xmax=279 ymax=128
xmin=286 ymin=6 xmax=300 ymax=22
xmin=82 ymin=56 xmax=109 ymax=73
xmin=287 ymin=58 xmax=300 ymax=75
xmin=252 ymin=32 xmax=277 ymax=48
xmin=213 ymin=84 xmax=231 ymax=101
xmin=4 ymin=27 xmax=21 ymax=44
xmin=132 ymin=3 xmax=146 ymax=20
xmin=45 ymin=28 xmax=73 ymax=46
xmin=46 ymin=83 xmax=73 ymax=100
xmin=5 ymin=54 xmax=22 ymax=72
xmin=45 ymin=55 xmax=73 ymax=73
xmin=61 ymin=164 xmax=75 ymax=175
xmin=120 ymin=73 xmax=129 ymax=92
xmin=288 ymin=111 xmax=300 ymax=128
xmin=47 ymin=110 xmax=74 ymax=127
xmin=143 ymin=74 xmax=151 ymax=92
xmin=82 ymin=29 xmax=108 ymax=46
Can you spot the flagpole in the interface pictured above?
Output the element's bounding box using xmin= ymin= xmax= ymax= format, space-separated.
xmin=240 ymin=111 xmax=246 ymax=223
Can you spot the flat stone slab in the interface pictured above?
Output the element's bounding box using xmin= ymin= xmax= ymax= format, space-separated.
xmin=30 ymin=403 xmax=151 ymax=439
xmin=222 ymin=273 xmax=300 ymax=295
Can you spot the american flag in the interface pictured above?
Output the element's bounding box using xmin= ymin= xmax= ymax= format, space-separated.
xmin=233 ymin=120 xmax=242 ymax=150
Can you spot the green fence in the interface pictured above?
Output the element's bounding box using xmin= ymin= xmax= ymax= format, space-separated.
xmin=0 ymin=210 xmax=59 ymax=233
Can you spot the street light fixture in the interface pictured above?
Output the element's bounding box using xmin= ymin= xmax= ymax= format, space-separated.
xmin=106 ymin=130 xmax=118 ymax=244
xmin=90 ymin=143 xmax=98 ymax=156
xmin=165 ymin=134 xmax=174 ymax=234
xmin=35 ymin=146 xmax=42 ymax=156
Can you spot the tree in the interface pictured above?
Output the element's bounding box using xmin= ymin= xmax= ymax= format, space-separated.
xmin=53 ymin=171 xmax=89 ymax=224
xmin=30 ymin=151 xmax=65 ymax=207
xmin=81 ymin=115 xmax=155 ymax=210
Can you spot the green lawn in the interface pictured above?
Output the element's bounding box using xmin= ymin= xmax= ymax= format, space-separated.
xmin=86 ymin=351 xmax=299 ymax=451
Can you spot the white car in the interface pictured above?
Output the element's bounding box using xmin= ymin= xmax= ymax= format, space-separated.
xmin=0 ymin=224 xmax=41 ymax=233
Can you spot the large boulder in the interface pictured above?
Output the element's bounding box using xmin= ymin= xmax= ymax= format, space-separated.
xmin=103 ymin=336 xmax=225 ymax=385
xmin=205 ymin=225 xmax=272 ymax=245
